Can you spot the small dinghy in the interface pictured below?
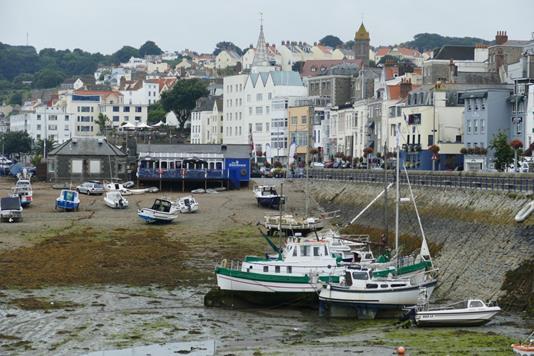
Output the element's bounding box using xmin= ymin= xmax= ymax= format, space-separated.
xmin=512 ymin=331 xmax=534 ymax=355
xmin=138 ymin=198 xmax=179 ymax=223
xmin=414 ymin=299 xmax=501 ymax=326
xmin=55 ymin=190 xmax=80 ymax=211
xmin=176 ymin=196 xmax=199 ymax=213
xmin=104 ymin=191 xmax=128 ymax=209
xmin=515 ymin=201 xmax=534 ymax=223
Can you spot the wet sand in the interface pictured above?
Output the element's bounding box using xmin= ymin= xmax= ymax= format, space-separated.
xmin=0 ymin=177 xmax=530 ymax=355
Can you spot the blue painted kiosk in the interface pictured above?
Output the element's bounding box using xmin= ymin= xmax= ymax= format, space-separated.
xmin=136 ymin=144 xmax=250 ymax=189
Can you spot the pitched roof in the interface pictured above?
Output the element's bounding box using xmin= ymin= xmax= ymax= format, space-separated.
xmin=248 ymin=71 xmax=303 ymax=87
xmin=355 ymin=23 xmax=370 ymax=41
xmin=74 ymin=90 xmax=122 ymax=97
xmin=301 ymin=59 xmax=362 ymax=77
xmin=49 ymin=137 xmax=126 ymax=157
xmin=433 ymin=45 xmax=475 ymax=60
xmin=376 ymin=47 xmax=390 ymax=57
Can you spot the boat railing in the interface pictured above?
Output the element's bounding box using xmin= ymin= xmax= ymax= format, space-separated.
xmin=218 ymin=259 xmax=243 ymax=271
xmin=339 ymin=234 xmax=371 ymax=244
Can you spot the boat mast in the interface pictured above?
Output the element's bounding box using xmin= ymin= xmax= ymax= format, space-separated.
xmin=305 ymin=107 xmax=311 ymax=217
xmin=395 ymin=124 xmax=400 ymax=256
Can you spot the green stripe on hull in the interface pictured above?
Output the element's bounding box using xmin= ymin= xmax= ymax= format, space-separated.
xmin=216 ymin=267 xmax=340 ymax=284
xmin=372 ymin=260 xmax=432 ymax=278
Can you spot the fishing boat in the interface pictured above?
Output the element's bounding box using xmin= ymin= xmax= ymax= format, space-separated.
xmin=318 ymin=265 xmax=437 ymax=319
xmin=104 ymin=181 xmax=131 ymax=195
xmin=55 ymin=190 xmax=80 ymax=211
xmin=512 ymin=332 xmax=534 ymax=356
xmin=12 ymin=179 xmax=33 ymax=207
xmin=254 ymin=185 xmax=284 ymax=209
xmin=137 ymin=198 xmax=179 ymax=223
xmin=175 ymin=196 xmax=199 ymax=213
xmin=261 ymin=214 xmax=324 ymax=236
xmin=319 ymin=230 xmax=376 ymax=264
xmin=103 ymin=191 xmax=128 ymax=209
xmin=0 ymin=196 xmax=23 ymax=222
xmin=413 ymin=299 xmax=501 ymax=326
xmin=214 ymin=235 xmax=343 ymax=305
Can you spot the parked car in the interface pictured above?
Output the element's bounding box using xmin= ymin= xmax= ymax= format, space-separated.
xmin=76 ymin=181 xmax=105 ymax=195
xmin=311 ymin=162 xmax=324 ymax=168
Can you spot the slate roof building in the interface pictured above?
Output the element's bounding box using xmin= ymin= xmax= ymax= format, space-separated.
xmin=47 ymin=136 xmax=127 ymax=182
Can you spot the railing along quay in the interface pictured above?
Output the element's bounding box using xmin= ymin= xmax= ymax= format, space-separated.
xmin=305 ymin=169 xmax=534 ymax=194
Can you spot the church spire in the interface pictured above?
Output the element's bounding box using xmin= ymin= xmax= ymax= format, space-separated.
xmin=252 ymin=13 xmax=271 ymax=69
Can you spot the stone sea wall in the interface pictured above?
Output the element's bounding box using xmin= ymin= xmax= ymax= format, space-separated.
xmin=308 ymin=180 xmax=534 ymax=307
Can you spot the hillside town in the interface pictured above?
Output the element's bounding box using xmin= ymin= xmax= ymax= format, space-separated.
xmin=0 ymin=5 xmax=533 ymax=355
xmin=2 ymin=22 xmax=534 ymax=173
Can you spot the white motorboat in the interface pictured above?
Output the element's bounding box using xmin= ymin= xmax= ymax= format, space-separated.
xmin=318 ymin=266 xmax=437 ymax=318
xmin=254 ymin=185 xmax=284 ymax=209
xmin=261 ymin=214 xmax=325 ymax=235
xmin=138 ymin=198 xmax=179 ymax=223
xmin=12 ymin=179 xmax=33 ymax=207
xmin=414 ymin=299 xmax=501 ymax=327
xmin=176 ymin=196 xmax=199 ymax=213
xmin=103 ymin=191 xmax=129 ymax=209
xmin=0 ymin=196 xmax=23 ymax=222
xmin=105 ymin=181 xmax=130 ymax=195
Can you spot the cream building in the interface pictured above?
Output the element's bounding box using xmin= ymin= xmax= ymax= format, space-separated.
xmin=215 ymin=50 xmax=241 ymax=69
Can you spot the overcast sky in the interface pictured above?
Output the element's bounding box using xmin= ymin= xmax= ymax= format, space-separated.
xmin=1 ymin=0 xmax=533 ymax=54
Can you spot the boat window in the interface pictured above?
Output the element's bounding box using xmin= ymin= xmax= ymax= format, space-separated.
xmin=286 ymin=266 xmax=292 ymax=273
xmin=292 ymin=247 xmax=297 ymax=256
xmin=469 ymin=300 xmax=484 ymax=308
xmin=300 ymin=245 xmax=309 ymax=257
xmin=365 ymin=254 xmax=373 ymax=260
xmin=352 ymin=271 xmax=369 ymax=280
xmin=275 ymin=266 xmax=280 ymax=273
xmin=390 ymin=284 xmax=406 ymax=288
xmin=344 ymin=272 xmax=353 ymax=286
xmin=263 ymin=266 xmax=268 ymax=272
xmin=324 ymin=246 xmax=328 ymax=255
xmin=366 ymin=283 xmax=378 ymax=289
xmin=380 ymin=284 xmax=389 ymax=288
xmin=313 ymin=247 xmax=320 ymax=256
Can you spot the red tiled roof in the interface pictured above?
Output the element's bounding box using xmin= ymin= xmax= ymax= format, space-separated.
xmin=74 ymin=90 xmax=122 ymax=97
xmin=397 ymin=47 xmax=422 ymax=57
xmin=376 ymin=47 xmax=390 ymax=57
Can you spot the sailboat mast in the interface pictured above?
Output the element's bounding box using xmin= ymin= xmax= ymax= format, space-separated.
xmin=395 ymin=124 xmax=400 ymax=255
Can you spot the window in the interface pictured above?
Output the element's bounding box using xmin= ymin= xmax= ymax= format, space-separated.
xmin=64 ymin=126 xmax=69 ymax=131
xmin=37 ymin=124 xmax=41 ymax=130
xmin=247 ymin=94 xmax=251 ymax=102
xmin=467 ymin=120 xmax=471 ymax=134
xmin=135 ymin=106 xmax=142 ymax=112
xmin=256 ymin=93 xmax=263 ymax=101
xmin=123 ymin=106 xmax=130 ymax=112
xmin=49 ymin=115 xmax=57 ymax=121
xmin=249 ymin=107 xmax=253 ymax=115
xmin=480 ymin=119 xmax=485 ymax=133
xmin=256 ymin=106 xmax=263 ymax=115
xmin=135 ymin=116 xmax=141 ymax=121
xmin=71 ymin=159 xmax=83 ymax=174
xmin=301 ymin=116 xmax=307 ymax=124
xmin=37 ymin=115 xmax=41 ymax=120
xmin=313 ymin=247 xmax=320 ymax=256
xmin=113 ymin=116 xmax=119 ymax=122
xmin=265 ymin=123 xmax=270 ymax=132
xmin=268 ymin=92 xmax=272 ymax=100
xmin=255 ymin=123 xmax=263 ymax=132
xmin=266 ymin=106 xmax=270 ymax=114
xmin=291 ymin=116 xmax=297 ymax=125
xmin=89 ymin=160 xmax=101 ymax=173
xmin=469 ymin=300 xmax=484 ymax=308
xmin=474 ymin=119 xmax=478 ymax=133
xmin=292 ymin=248 xmax=297 ymax=256
xmin=263 ymin=266 xmax=268 ymax=272
xmin=79 ymin=106 xmax=91 ymax=113
xmin=124 ymin=116 xmax=129 ymax=121
xmin=113 ymin=106 xmax=119 ymax=112
xmin=286 ymin=266 xmax=292 ymax=273
xmin=300 ymin=246 xmax=309 ymax=256
xmin=275 ymin=266 xmax=280 ymax=273
xmin=48 ymin=125 xmax=57 ymax=131
xmin=366 ymin=283 xmax=378 ymax=289
xmin=65 ymin=115 xmax=69 ymax=121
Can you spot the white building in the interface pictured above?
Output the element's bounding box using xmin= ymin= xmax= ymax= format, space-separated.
xmin=120 ymin=80 xmax=160 ymax=106
xmin=10 ymin=106 xmax=75 ymax=143
xmin=222 ymin=24 xmax=307 ymax=154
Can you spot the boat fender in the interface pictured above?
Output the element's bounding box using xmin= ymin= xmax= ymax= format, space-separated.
xmin=327 ymin=265 xmax=331 ymax=269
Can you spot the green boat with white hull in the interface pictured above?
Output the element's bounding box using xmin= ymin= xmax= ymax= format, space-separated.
xmin=215 ymin=236 xmax=343 ymax=296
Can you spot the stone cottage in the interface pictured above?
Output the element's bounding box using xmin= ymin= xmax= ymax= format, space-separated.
xmin=47 ymin=136 xmax=127 ymax=182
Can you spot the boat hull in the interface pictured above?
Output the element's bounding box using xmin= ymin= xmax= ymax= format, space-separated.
xmin=256 ymin=196 xmax=282 ymax=209
xmin=415 ymin=309 xmax=500 ymax=326
xmin=204 ymin=287 xmax=318 ymax=308
xmin=104 ymin=199 xmax=128 ymax=209
xmin=216 ymin=272 xmax=319 ymax=293
xmin=319 ymin=280 xmax=437 ymax=309
xmin=137 ymin=209 xmax=177 ymax=223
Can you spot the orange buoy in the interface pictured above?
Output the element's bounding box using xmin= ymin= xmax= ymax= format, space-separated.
xmin=397 ymin=346 xmax=406 ymax=355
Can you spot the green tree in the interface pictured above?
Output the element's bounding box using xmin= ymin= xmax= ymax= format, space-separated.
xmin=112 ymin=46 xmax=139 ymax=64
xmin=160 ymin=79 xmax=208 ymax=131
xmin=33 ymin=68 xmax=65 ymax=88
xmin=147 ymin=102 xmax=166 ymax=125
xmin=0 ymin=131 xmax=32 ymax=155
xmin=489 ymin=131 xmax=514 ymax=171
xmin=400 ymin=33 xmax=491 ymax=52
xmin=96 ymin=113 xmax=110 ymax=134
xmin=33 ymin=137 xmax=56 ymax=156
xmin=9 ymin=91 xmax=23 ymax=105
xmin=139 ymin=41 xmax=163 ymax=57
xmin=213 ymin=41 xmax=242 ymax=56
xmin=319 ymin=35 xmax=343 ymax=48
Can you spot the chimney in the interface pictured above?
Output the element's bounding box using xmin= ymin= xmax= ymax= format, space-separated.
xmin=400 ymin=78 xmax=412 ymax=99
xmin=281 ymin=40 xmax=285 ymax=45
xmin=448 ymin=59 xmax=458 ymax=83
xmin=495 ymin=30 xmax=508 ymax=45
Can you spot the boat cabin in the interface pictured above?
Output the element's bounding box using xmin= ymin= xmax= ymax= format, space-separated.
xmin=256 ymin=186 xmax=279 ymax=196
xmin=343 ymin=267 xmax=409 ymax=289
xmin=151 ymin=199 xmax=172 ymax=213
